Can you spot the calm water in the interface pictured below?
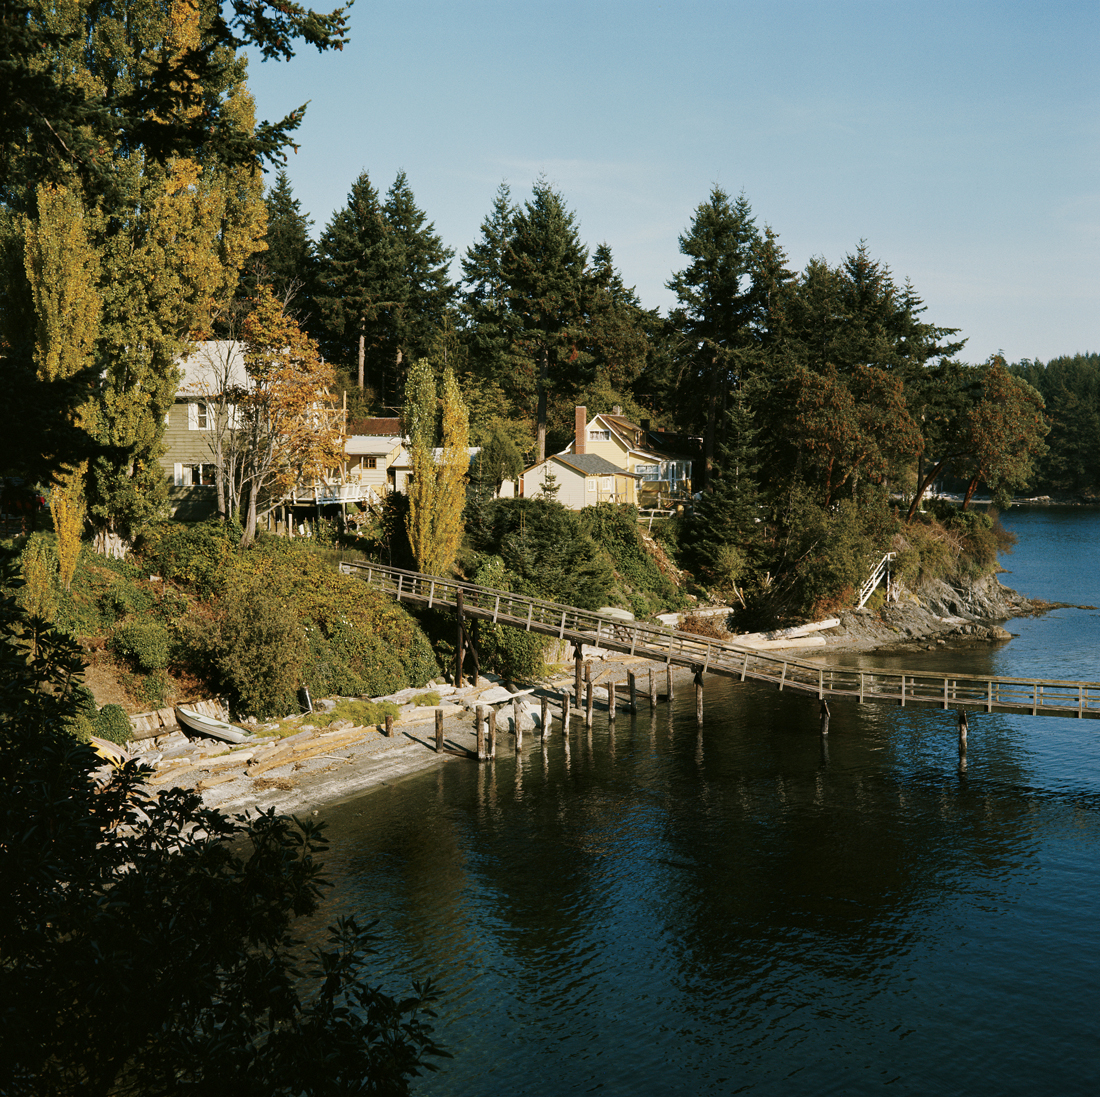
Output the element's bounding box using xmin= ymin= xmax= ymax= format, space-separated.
xmin=311 ymin=507 xmax=1100 ymax=1095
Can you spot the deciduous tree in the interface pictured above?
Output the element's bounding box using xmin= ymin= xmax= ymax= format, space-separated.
xmin=237 ymin=285 xmax=343 ymax=546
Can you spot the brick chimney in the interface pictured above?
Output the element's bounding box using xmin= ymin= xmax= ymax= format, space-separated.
xmin=575 ymin=406 xmax=587 ymax=454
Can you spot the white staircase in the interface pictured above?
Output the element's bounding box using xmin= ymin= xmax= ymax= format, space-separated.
xmin=857 ymin=552 xmax=896 ymax=609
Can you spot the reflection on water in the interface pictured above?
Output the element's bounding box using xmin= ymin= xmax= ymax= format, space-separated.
xmin=309 ymin=509 xmax=1100 ymax=1095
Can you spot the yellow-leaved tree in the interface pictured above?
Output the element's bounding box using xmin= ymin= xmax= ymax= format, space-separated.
xmin=23 ymin=182 xmax=102 ymax=591
xmin=239 ymin=285 xmax=344 ymax=546
xmin=404 ymin=360 xmax=469 ymax=576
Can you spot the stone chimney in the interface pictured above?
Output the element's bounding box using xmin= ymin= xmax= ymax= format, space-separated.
xmin=575 ymin=406 xmax=587 ymax=454
xmin=612 ymin=404 xmax=622 ymax=416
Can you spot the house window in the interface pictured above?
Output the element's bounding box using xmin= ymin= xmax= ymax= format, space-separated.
xmin=187 ymin=401 xmax=213 ymax=430
xmin=587 ymin=479 xmax=596 ymax=492
xmin=636 ymin=464 xmax=659 ymax=479
xmin=588 ymin=429 xmax=610 ymax=442
xmin=364 ymin=456 xmax=377 ymax=470
xmin=601 ymin=477 xmax=612 ymax=491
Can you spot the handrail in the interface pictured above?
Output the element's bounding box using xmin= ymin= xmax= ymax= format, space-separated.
xmin=857 ymin=552 xmax=896 ymax=609
xmin=340 ymin=560 xmax=1100 ymax=721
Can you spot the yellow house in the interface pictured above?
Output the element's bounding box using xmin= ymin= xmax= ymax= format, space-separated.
xmin=558 ymin=406 xmax=694 ymax=506
xmin=520 ymin=453 xmax=636 ymax=510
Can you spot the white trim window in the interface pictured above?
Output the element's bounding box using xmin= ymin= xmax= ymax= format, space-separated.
xmin=588 ymin=429 xmax=610 ymax=442
xmin=187 ymin=400 xmax=213 ymax=430
xmin=586 ymin=479 xmax=596 ymax=492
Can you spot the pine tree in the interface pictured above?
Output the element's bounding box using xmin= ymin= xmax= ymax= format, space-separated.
xmin=502 ymin=179 xmax=590 ymax=462
xmin=316 ymin=171 xmax=399 ymax=396
xmin=382 ymin=171 xmax=454 ymax=405
xmin=461 ymin=182 xmax=517 ymax=386
xmin=667 ymin=188 xmax=762 ymax=487
xmin=239 ymin=170 xmax=318 ymax=330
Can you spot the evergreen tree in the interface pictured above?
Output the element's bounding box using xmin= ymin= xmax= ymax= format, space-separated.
xmin=502 ymin=179 xmax=591 ymax=462
xmin=382 ymin=171 xmax=455 ymax=405
xmin=315 ymin=171 xmax=399 ymax=396
xmin=667 ymin=188 xmax=762 ymax=487
xmin=239 ymin=170 xmax=318 ymax=331
xmin=461 ymin=182 xmax=518 ymax=388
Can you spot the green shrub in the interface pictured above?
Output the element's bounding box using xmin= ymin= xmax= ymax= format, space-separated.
xmin=470 ymin=556 xmax=548 ymax=681
xmin=112 ymin=619 xmax=170 ymax=672
xmin=93 ymin=704 xmax=133 ymax=746
xmin=209 ymin=582 xmax=309 ymax=719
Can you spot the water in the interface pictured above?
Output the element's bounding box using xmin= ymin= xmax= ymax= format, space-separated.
xmin=310 ymin=507 xmax=1100 ymax=1095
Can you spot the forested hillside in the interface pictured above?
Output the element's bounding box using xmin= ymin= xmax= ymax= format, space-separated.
xmin=1010 ymin=354 xmax=1100 ymax=496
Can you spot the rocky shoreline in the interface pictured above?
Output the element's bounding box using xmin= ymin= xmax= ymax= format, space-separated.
xmin=129 ymin=573 xmax=1041 ymax=818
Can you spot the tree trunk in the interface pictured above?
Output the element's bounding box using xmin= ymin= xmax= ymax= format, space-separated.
xmin=702 ymin=355 xmax=720 ymax=490
xmin=906 ymin=457 xmax=948 ymax=522
xmin=536 ymin=344 xmax=549 ymax=464
xmin=240 ymin=484 xmax=258 ymax=547
xmin=358 ymin=331 xmax=365 ymax=390
xmin=962 ymin=476 xmax=980 ymax=510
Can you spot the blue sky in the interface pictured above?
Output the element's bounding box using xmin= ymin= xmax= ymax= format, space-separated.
xmin=244 ymin=0 xmax=1098 ymax=364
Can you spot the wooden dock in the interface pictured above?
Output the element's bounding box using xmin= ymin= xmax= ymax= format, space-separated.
xmin=340 ymin=561 xmax=1100 ymax=722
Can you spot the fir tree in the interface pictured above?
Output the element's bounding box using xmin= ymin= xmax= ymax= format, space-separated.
xmin=667 ymin=188 xmax=762 ymax=487
xmin=502 ymin=179 xmax=590 ymax=462
xmin=315 ymin=171 xmax=399 ymax=396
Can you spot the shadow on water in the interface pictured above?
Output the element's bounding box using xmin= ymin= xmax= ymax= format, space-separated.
xmin=303 ymin=508 xmax=1100 ymax=1095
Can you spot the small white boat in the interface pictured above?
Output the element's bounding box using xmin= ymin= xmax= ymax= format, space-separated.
xmin=174 ymin=705 xmax=252 ymax=745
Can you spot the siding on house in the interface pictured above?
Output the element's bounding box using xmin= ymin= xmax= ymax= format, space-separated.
xmin=520 ymin=453 xmax=635 ymax=511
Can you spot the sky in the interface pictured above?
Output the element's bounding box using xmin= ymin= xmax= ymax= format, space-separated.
xmin=243 ymin=0 xmax=1099 ymax=365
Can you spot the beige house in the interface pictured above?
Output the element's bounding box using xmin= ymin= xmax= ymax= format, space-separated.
xmin=161 ymin=340 xmax=248 ymax=491
xmin=520 ymin=453 xmax=636 ymax=510
xmin=345 ymin=418 xmax=405 ymax=501
xmin=558 ymin=406 xmax=693 ymax=506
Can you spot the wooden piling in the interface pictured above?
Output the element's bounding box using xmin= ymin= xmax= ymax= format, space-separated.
xmin=455 ymin=591 xmax=465 ymax=687
xmin=562 ymin=690 xmax=571 ymax=729
xmin=608 ymin=681 xmax=617 ymax=721
xmin=628 ymin=671 xmax=637 ymax=714
xmin=819 ymin=699 xmax=830 ymax=736
xmin=667 ymin=665 xmax=674 ymax=703
xmin=574 ymin=645 xmax=583 ymax=703
xmin=694 ymin=668 xmax=704 ymax=724
xmin=540 ymin=695 xmax=548 ymax=740
xmin=958 ymin=708 xmax=968 ymax=757
xmin=488 ymin=707 xmax=497 ymax=759
xmin=586 ymin=681 xmax=594 ymax=727
xmin=476 ymin=706 xmax=486 ymax=761
xmin=385 ymin=713 xmax=394 ymax=738
xmin=649 ymin=669 xmax=657 ymax=710
xmin=513 ymin=697 xmax=523 ymax=752
xmin=435 ymin=709 xmax=444 ymax=752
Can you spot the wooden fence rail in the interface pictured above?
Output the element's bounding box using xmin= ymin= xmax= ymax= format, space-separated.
xmin=340 ymin=561 xmax=1100 ymax=722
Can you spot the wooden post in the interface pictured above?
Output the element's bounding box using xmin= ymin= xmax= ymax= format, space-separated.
xmin=667 ymin=665 xmax=674 ymax=703
xmin=435 ymin=708 xmax=444 ymax=752
xmin=586 ymin=681 xmax=594 ymax=727
xmin=608 ymin=681 xmax=617 ymax=721
xmin=476 ymin=706 xmax=486 ymax=761
xmin=562 ymin=690 xmax=571 ymax=730
xmin=819 ymin=699 xmax=830 ymax=736
xmin=540 ymin=695 xmax=549 ymax=740
xmin=958 ymin=708 xmax=968 ymax=757
xmin=385 ymin=713 xmax=394 ymax=738
xmin=694 ymin=668 xmax=704 ymax=724
xmin=488 ymin=707 xmax=497 ymax=759
xmin=628 ymin=671 xmax=637 ymax=714
xmin=513 ymin=697 xmax=523 ymax=752
xmin=574 ymin=645 xmax=583 ymax=701
xmin=649 ymin=669 xmax=657 ymax=710
xmin=455 ymin=590 xmax=465 ymax=687
xmin=585 ymin=660 xmax=592 ymax=687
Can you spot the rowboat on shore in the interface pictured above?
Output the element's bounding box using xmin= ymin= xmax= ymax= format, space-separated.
xmin=174 ymin=705 xmax=252 ymax=745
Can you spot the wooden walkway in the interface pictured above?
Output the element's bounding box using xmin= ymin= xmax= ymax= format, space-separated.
xmin=340 ymin=561 xmax=1100 ymax=722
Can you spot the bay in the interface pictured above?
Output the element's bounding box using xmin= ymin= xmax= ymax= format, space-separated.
xmin=310 ymin=507 xmax=1100 ymax=1095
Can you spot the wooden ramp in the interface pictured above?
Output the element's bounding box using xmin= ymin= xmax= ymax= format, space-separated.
xmin=341 ymin=561 xmax=1100 ymax=722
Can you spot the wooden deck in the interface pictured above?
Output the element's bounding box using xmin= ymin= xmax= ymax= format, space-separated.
xmin=340 ymin=561 xmax=1100 ymax=721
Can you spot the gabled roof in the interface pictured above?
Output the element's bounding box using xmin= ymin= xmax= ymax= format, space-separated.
xmin=553 ymin=453 xmax=633 ymax=477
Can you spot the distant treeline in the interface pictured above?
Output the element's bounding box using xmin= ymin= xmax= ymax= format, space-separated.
xmin=1010 ymin=354 xmax=1100 ymax=496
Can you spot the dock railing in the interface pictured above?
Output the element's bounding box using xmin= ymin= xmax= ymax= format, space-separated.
xmin=341 ymin=560 xmax=1100 ymax=721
